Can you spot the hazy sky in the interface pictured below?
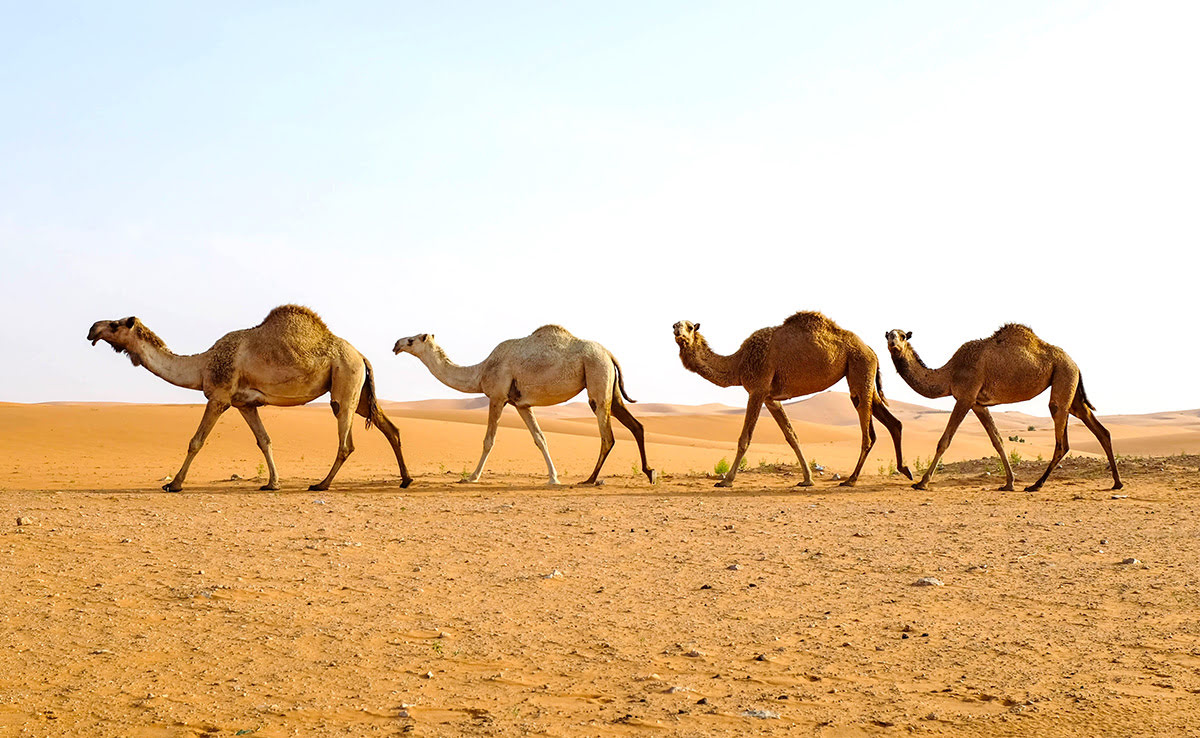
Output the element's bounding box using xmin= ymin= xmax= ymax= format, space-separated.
xmin=2 ymin=2 xmax=1196 ymax=415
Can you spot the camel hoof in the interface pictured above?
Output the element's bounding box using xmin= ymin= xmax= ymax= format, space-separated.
xmin=912 ymin=482 xmax=928 ymax=491
xmin=399 ymin=478 xmax=413 ymax=489
xmin=1023 ymin=484 xmax=1042 ymax=492
xmin=838 ymin=479 xmax=857 ymax=488
xmin=162 ymin=483 xmax=181 ymax=493
xmin=899 ymin=466 xmax=913 ymax=481
xmin=1111 ymin=481 xmax=1124 ymax=491
xmin=796 ymin=480 xmax=814 ymax=488
xmin=998 ymin=484 xmax=1014 ymax=492
xmin=259 ymin=484 xmax=280 ymax=491
xmin=308 ymin=483 xmax=329 ymax=492
xmin=647 ymin=469 xmax=659 ymax=485
xmin=714 ymin=480 xmax=733 ymax=488
xmin=576 ymin=479 xmax=601 ymax=487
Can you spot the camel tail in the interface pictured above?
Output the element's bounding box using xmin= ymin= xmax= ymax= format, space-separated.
xmin=611 ymin=353 xmax=636 ymax=403
xmin=1076 ymin=374 xmax=1096 ymax=412
xmin=362 ymin=357 xmax=379 ymax=430
xmin=874 ymin=367 xmax=888 ymax=406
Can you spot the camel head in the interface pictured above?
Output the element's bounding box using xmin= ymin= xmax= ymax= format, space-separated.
xmin=393 ymin=333 xmax=436 ymax=357
xmin=672 ymin=321 xmax=701 ymax=349
xmin=885 ymin=329 xmax=913 ymax=356
xmin=87 ymin=317 xmax=147 ymax=366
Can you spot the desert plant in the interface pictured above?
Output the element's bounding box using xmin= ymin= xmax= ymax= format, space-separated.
xmin=1009 ymin=449 xmax=1022 ymax=467
xmin=738 ymin=457 xmax=749 ymax=472
xmin=714 ymin=457 xmax=731 ymax=476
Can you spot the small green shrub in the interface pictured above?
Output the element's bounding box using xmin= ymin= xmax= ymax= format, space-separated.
xmin=714 ymin=457 xmax=731 ymax=475
xmin=1009 ymin=449 xmax=1022 ymax=466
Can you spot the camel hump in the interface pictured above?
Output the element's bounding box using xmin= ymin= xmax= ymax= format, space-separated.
xmin=529 ymin=324 xmax=573 ymax=338
xmin=990 ymin=323 xmax=1039 ymax=343
xmin=258 ymin=304 xmax=332 ymax=334
xmin=782 ymin=311 xmax=837 ymax=332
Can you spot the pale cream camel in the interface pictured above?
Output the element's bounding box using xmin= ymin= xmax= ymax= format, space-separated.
xmin=393 ymin=326 xmax=656 ymax=486
xmin=87 ymin=305 xmax=413 ymax=491
xmin=673 ymin=311 xmax=911 ymax=487
xmin=885 ymin=324 xmax=1121 ymax=491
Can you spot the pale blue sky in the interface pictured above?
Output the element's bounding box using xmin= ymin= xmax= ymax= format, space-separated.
xmin=3 ymin=2 xmax=1196 ymax=414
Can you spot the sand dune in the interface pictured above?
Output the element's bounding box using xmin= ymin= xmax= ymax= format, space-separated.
xmin=3 ymin=399 xmax=1200 ymax=735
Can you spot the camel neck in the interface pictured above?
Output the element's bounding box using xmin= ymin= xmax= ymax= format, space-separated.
xmin=679 ymin=336 xmax=742 ymax=388
xmin=130 ymin=338 xmax=206 ymax=391
xmin=417 ymin=346 xmax=484 ymax=395
xmin=890 ymin=346 xmax=950 ymax=399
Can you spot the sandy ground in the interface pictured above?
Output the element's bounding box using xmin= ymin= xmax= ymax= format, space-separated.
xmin=2 ymin=396 xmax=1200 ymax=736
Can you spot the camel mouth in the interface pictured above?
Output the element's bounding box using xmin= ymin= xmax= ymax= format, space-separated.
xmin=91 ymin=338 xmax=99 ymax=346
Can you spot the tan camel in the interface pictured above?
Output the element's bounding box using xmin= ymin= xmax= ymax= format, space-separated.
xmin=393 ymin=326 xmax=656 ymax=486
xmin=673 ymin=311 xmax=911 ymax=487
xmin=87 ymin=305 xmax=413 ymax=492
xmin=885 ymin=324 xmax=1121 ymax=491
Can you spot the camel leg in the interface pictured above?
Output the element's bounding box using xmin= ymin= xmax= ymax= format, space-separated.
xmin=974 ymin=406 xmax=1015 ymax=491
xmin=464 ymin=399 xmax=505 ymax=483
xmin=238 ymin=406 xmax=280 ymax=490
xmin=310 ymin=368 xmax=364 ymax=491
xmin=1070 ymin=394 xmax=1122 ymax=490
xmin=516 ymin=406 xmax=559 ymax=485
xmin=355 ymin=397 xmax=413 ymax=488
xmin=842 ymin=388 xmax=877 ymax=487
xmin=611 ymin=398 xmax=657 ymax=484
xmin=717 ymin=394 xmax=764 ymax=488
xmin=1025 ymin=377 xmax=1077 ymax=492
xmin=871 ymin=400 xmax=912 ymax=480
xmin=764 ymin=399 xmax=813 ymax=487
xmin=580 ymin=396 xmax=615 ymax=486
xmin=166 ymin=399 xmax=230 ymax=492
xmin=913 ymin=398 xmax=972 ymax=490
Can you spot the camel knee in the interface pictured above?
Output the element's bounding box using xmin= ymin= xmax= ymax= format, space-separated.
xmin=187 ymin=438 xmax=205 ymax=455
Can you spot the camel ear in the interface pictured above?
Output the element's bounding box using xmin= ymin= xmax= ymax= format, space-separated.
xmin=693 ymin=322 xmax=700 ymax=332
xmin=124 ymin=317 xmax=136 ymax=329
xmin=419 ymin=334 xmax=428 ymax=342
xmin=905 ymin=331 xmax=912 ymax=339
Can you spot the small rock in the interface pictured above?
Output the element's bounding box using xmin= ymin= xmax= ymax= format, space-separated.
xmin=812 ymin=464 xmax=825 ymax=472
xmin=1112 ymin=494 xmax=1129 ymax=499
xmin=665 ymin=685 xmax=691 ymax=694
xmin=754 ymin=654 xmax=769 ymax=662
xmin=699 ymin=584 xmax=713 ymax=590
xmin=396 ymin=709 xmax=410 ymax=718
xmin=831 ymin=473 xmax=842 ymax=480
xmin=91 ymin=649 xmax=113 ymax=655
xmin=420 ymin=671 xmax=433 ymax=679
xmin=696 ymin=697 xmax=709 ymax=705
xmin=544 ymin=570 xmax=563 ymax=579
xmin=312 ymin=499 xmax=327 ymax=505
xmin=230 ymin=473 xmax=241 ymax=480
xmin=741 ymin=708 xmax=780 ymax=719
xmin=1100 ymin=539 xmax=1109 ymax=545
xmin=1120 ymin=558 xmax=1141 ymax=565
xmin=727 ymin=564 xmax=742 ymax=571
xmin=16 ymin=517 xmax=32 ymax=526
xmin=925 ymin=712 xmax=939 ymax=721
xmin=684 ymin=649 xmax=705 ymax=658
xmin=912 ymin=577 xmax=945 ymax=587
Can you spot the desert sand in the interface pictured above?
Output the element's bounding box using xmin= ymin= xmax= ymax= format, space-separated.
xmin=2 ymin=393 xmax=1199 ymax=736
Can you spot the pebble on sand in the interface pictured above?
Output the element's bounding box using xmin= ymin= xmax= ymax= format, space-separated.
xmin=741 ymin=708 xmax=780 ymax=719
xmin=16 ymin=516 xmax=33 ymax=526
xmin=1119 ymin=558 xmax=1141 ymax=565
xmin=912 ymin=577 xmax=945 ymax=587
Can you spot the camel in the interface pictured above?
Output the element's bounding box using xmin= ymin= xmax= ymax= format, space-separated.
xmin=87 ymin=305 xmax=413 ymax=492
xmin=393 ymin=326 xmax=656 ymax=486
xmin=885 ymin=325 xmax=1121 ymax=492
xmin=672 ymin=311 xmax=911 ymax=487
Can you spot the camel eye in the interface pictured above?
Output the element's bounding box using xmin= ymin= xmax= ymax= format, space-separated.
xmin=407 ymin=339 xmax=413 ymax=346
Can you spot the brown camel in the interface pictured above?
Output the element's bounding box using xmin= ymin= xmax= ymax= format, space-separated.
xmin=87 ymin=305 xmax=413 ymax=492
xmin=885 ymin=324 xmax=1121 ymax=492
xmin=672 ymin=311 xmax=911 ymax=487
xmin=394 ymin=327 xmax=656 ymax=486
